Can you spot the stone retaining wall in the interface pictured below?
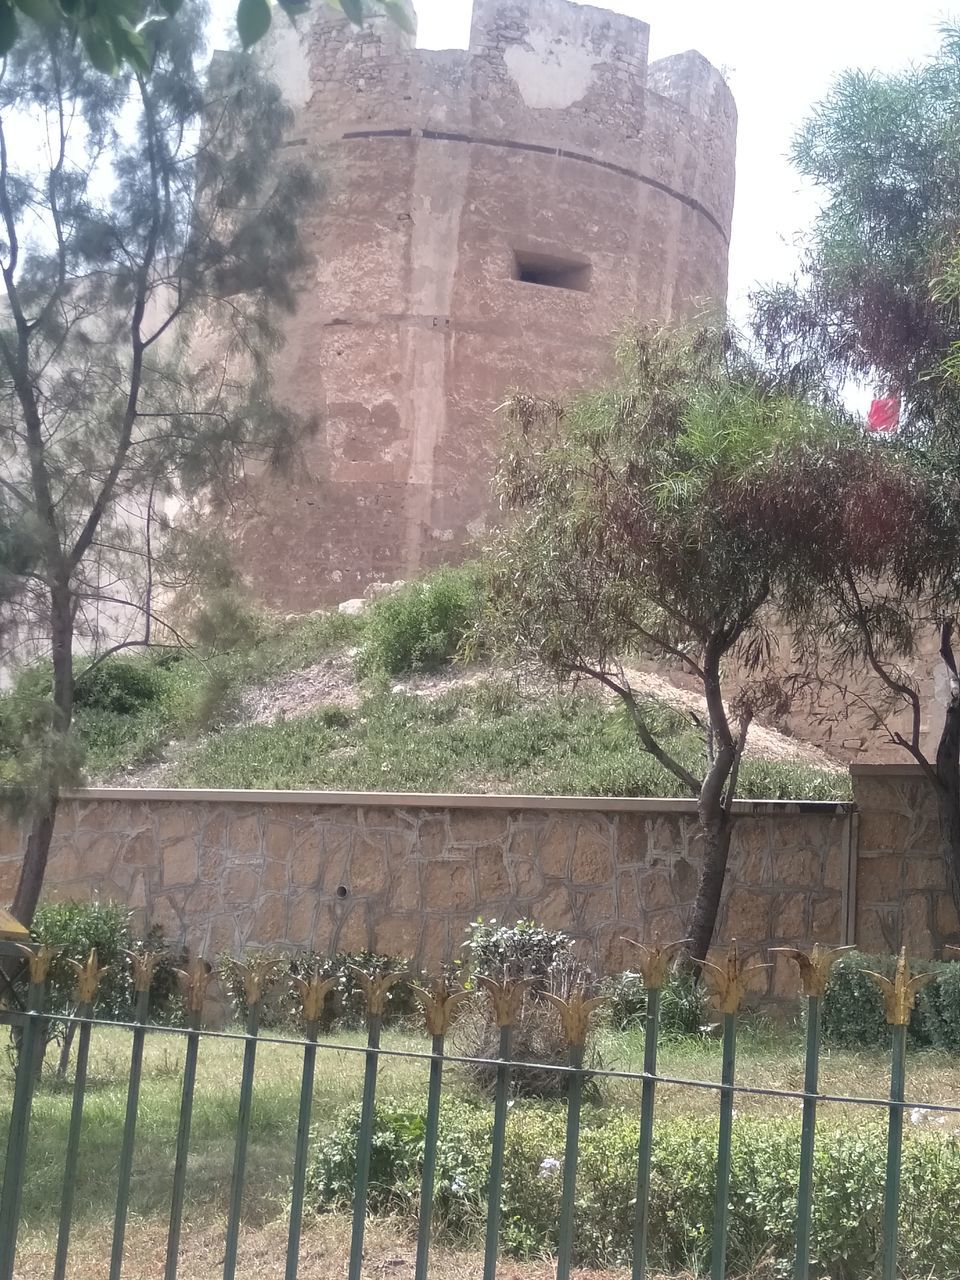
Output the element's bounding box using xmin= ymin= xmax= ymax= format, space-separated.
xmin=0 ymin=790 xmax=853 ymax=995
xmin=851 ymin=765 xmax=960 ymax=956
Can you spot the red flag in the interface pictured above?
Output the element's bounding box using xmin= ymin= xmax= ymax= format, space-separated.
xmin=867 ymin=396 xmax=900 ymax=432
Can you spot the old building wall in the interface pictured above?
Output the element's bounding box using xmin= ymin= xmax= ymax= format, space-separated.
xmin=233 ymin=0 xmax=737 ymax=608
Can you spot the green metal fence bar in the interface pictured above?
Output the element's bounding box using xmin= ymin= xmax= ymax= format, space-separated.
xmin=349 ymin=966 xmax=404 ymax=1280
xmin=861 ymin=948 xmax=932 ymax=1280
xmin=632 ymin=985 xmax=660 ymax=1280
xmin=483 ymin=1020 xmax=512 ymax=1280
xmin=52 ymin=995 xmax=96 ymax=1280
xmin=164 ymin=961 xmax=211 ymax=1280
xmin=629 ymin=941 xmax=679 ymax=1280
xmin=222 ymin=984 xmax=263 ymax=1280
xmin=285 ymin=973 xmax=333 ymax=1280
xmin=348 ymin=1013 xmax=382 ymax=1280
xmin=556 ymin=1039 xmax=584 ymax=1280
xmin=109 ymin=957 xmax=156 ymax=1280
xmin=0 ymin=959 xmax=48 ymax=1280
xmin=703 ymin=943 xmax=757 ymax=1280
xmin=412 ymin=979 xmax=469 ymax=1280
xmin=711 ymin=1009 xmax=737 ymax=1280
xmin=772 ymin=945 xmax=849 ymax=1280
xmin=882 ymin=1021 xmax=907 ymax=1280
xmin=795 ymin=991 xmax=821 ymax=1280
xmin=414 ymin=1031 xmax=446 ymax=1280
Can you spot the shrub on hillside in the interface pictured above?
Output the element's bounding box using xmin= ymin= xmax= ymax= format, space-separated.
xmin=356 ymin=565 xmax=481 ymax=677
xmin=307 ymin=1100 xmax=960 ymax=1277
xmin=73 ymin=660 xmax=163 ymax=716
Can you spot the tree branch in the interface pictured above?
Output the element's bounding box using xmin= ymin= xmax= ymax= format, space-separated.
xmin=572 ymin=660 xmax=702 ymax=796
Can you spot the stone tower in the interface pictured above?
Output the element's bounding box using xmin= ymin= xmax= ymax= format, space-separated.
xmin=237 ymin=0 xmax=737 ymax=609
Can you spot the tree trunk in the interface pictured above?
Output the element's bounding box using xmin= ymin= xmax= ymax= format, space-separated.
xmin=687 ymin=812 xmax=734 ymax=964
xmin=933 ymin=623 xmax=960 ymax=925
xmin=10 ymin=578 xmax=74 ymax=928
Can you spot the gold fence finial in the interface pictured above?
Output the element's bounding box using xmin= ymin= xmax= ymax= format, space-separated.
xmin=15 ymin=943 xmax=59 ymax=986
xmin=126 ymin=948 xmax=161 ymax=994
xmin=476 ymin=975 xmax=532 ymax=1028
xmin=623 ymin=935 xmax=689 ymax=990
xmin=294 ymin=967 xmax=338 ymax=1025
xmin=699 ymin=940 xmax=768 ymax=1015
xmin=233 ymin=955 xmax=281 ymax=1008
xmin=544 ymin=987 xmax=607 ymax=1048
xmin=348 ymin=966 xmax=410 ymax=1020
xmin=69 ymin=948 xmax=109 ymax=1005
xmin=864 ymin=946 xmax=935 ymax=1026
xmin=772 ymin=944 xmax=852 ymax=998
xmin=412 ymin=976 xmax=473 ymax=1036
xmin=176 ymin=957 xmax=214 ymax=1016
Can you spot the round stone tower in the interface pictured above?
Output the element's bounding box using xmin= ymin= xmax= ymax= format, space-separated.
xmin=238 ymin=0 xmax=737 ymax=609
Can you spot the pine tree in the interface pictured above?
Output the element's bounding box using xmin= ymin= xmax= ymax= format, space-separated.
xmin=0 ymin=8 xmax=316 ymax=922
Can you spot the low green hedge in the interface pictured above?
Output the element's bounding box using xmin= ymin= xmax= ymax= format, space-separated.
xmin=822 ymin=951 xmax=960 ymax=1050
xmin=308 ymin=1101 xmax=960 ymax=1278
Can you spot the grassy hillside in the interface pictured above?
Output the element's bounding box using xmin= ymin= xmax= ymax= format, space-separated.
xmin=0 ymin=571 xmax=850 ymax=800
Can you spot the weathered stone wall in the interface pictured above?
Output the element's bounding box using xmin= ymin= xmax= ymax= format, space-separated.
xmin=851 ymin=765 xmax=960 ymax=956
xmin=0 ymin=791 xmax=848 ymax=993
xmin=230 ymin=0 xmax=737 ymax=608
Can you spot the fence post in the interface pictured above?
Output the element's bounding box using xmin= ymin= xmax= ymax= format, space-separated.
xmin=627 ymin=939 xmax=684 ymax=1280
xmin=165 ymin=958 xmax=213 ymax=1280
xmin=774 ymin=945 xmax=849 ymax=1280
xmin=0 ymin=945 xmax=54 ymax=1280
xmin=412 ymin=979 xmax=471 ymax=1280
xmin=53 ymin=950 xmax=109 ymax=1280
xmin=478 ymin=977 xmax=529 ymax=1280
xmin=547 ymin=989 xmax=606 ymax=1280
xmin=348 ymin=967 xmax=407 ymax=1280
xmin=865 ymin=948 xmax=933 ymax=1280
xmin=700 ymin=942 xmax=764 ymax=1280
xmin=285 ymin=971 xmax=336 ymax=1280
xmin=223 ymin=960 xmax=275 ymax=1280
xmin=110 ymin=951 xmax=160 ymax=1280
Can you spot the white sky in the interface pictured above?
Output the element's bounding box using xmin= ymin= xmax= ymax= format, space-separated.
xmin=410 ymin=0 xmax=950 ymax=322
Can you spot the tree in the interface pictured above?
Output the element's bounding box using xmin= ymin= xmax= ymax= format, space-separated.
xmin=752 ymin=24 xmax=960 ymax=431
xmin=0 ymin=10 xmax=315 ymax=923
xmin=752 ymin=24 xmax=960 ymax=927
xmin=487 ymin=322 xmax=887 ymax=962
xmin=0 ymin=0 xmax=413 ymax=71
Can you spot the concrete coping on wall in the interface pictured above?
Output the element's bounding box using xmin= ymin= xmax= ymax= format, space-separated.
xmin=61 ymin=787 xmax=855 ymax=816
xmin=850 ymin=764 xmax=928 ymax=779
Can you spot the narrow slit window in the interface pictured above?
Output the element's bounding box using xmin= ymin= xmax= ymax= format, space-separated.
xmin=513 ymin=250 xmax=591 ymax=292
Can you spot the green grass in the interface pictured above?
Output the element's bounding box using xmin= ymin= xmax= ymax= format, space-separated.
xmin=0 ymin=563 xmax=849 ymax=800
xmin=169 ymin=681 xmax=849 ymax=799
xmin=23 ymin=610 xmax=363 ymax=782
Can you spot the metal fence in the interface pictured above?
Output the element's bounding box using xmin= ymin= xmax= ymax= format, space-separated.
xmin=0 ymin=940 xmax=953 ymax=1280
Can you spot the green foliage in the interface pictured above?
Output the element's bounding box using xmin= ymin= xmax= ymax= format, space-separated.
xmin=822 ymin=951 xmax=960 ymax=1051
xmin=218 ymin=949 xmax=414 ymax=1030
xmin=22 ymin=900 xmax=180 ymax=1023
xmin=461 ymin=918 xmax=575 ymax=983
xmin=308 ymin=1100 xmax=960 ymax=1277
xmin=74 ymin=660 xmax=163 ymax=716
xmin=189 ymin=589 xmax=266 ymax=653
xmin=603 ymin=966 xmax=706 ymax=1037
xmin=357 ymin=566 xmax=482 ymax=678
xmin=170 ymin=679 xmax=849 ymax=799
xmin=0 ymin=0 xmax=411 ymax=67
xmin=755 ymin=27 xmax=960 ymax=424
